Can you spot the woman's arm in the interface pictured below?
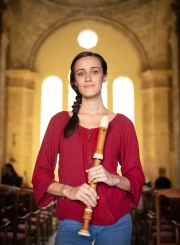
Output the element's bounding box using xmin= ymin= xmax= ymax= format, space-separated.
xmin=47 ymin=182 xmax=99 ymax=207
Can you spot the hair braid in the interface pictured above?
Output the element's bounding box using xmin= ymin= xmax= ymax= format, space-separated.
xmin=72 ymin=93 xmax=82 ymax=113
xmin=64 ymin=92 xmax=82 ymax=138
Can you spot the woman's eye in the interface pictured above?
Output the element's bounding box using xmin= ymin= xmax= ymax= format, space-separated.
xmin=92 ymin=70 xmax=99 ymax=74
xmin=78 ymin=72 xmax=85 ymax=76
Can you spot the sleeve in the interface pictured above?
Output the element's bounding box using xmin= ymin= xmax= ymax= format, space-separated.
xmin=31 ymin=114 xmax=64 ymax=208
xmin=118 ymin=115 xmax=145 ymax=208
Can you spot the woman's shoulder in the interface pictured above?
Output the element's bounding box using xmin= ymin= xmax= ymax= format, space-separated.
xmin=50 ymin=111 xmax=70 ymax=122
xmin=113 ymin=113 xmax=134 ymax=125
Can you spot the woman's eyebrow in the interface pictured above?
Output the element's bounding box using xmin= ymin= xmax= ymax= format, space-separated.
xmin=91 ymin=66 xmax=100 ymax=70
xmin=76 ymin=67 xmax=100 ymax=72
xmin=76 ymin=68 xmax=85 ymax=73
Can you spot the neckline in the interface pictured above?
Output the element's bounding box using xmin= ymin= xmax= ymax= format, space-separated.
xmin=66 ymin=111 xmax=118 ymax=130
xmin=79 ymin=125 xmax=99 ymax=130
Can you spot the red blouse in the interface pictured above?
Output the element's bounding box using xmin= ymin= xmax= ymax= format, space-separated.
xmin=80 ymin=126 xmax=99 ymax=179
xmin=32 ymin=111 xmax=145 ymax=225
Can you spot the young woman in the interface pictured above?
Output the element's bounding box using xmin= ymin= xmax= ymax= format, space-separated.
xmin=32 ymin=51 xmax=145 ymax=245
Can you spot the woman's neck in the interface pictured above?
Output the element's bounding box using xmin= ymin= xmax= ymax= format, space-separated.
xmin=79 ymin=97 xmax=108 ymax=115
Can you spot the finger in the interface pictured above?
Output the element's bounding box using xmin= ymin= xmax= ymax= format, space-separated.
xmin=88 ymin=168 xmax=99 ymax=179
xmin=76 ymin=189 xmax=97 ymax=207
xmin=90 ymin=176 xmax=104 ymax=184
xmin=86 ymin=165 xmax=103 ymax=174
xmin=81 ymin=183 xmax=91 ymax=190
xmin=80 ymin=184 xmax=98 ymax=201
xmin=87 ymin=186 xmax=99 ymax=199
xmin=88 ymin=172 xmax=104 ymax=184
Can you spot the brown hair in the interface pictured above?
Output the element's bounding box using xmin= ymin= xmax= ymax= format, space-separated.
xmin=64 ymin=51 xmax=107 ymax=138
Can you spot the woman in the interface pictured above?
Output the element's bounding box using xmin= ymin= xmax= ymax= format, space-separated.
xmin=2 ymin=163 xmax=23 ymax=187
xmin=32 ymin=51 xmax=145 ymax=245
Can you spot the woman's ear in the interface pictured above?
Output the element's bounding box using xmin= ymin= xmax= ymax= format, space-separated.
xmin=103 ymin=73 xmax=108 ymax=83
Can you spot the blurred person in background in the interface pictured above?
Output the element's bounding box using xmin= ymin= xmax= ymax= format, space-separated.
xmin=2 ymin=163 xmax=23 ymax=187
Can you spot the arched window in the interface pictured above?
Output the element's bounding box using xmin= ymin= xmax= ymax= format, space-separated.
xmin=102 ymin=81 xmax=107 ymax=108
xmin=68 ymin=84 xmax=76 ymax=111
xmin=113 ymin=77 xmax=134 ymax=122
xmin=40 ymin=76 xmax=63 ymax=143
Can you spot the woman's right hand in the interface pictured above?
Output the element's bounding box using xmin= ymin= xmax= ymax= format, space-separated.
xmin=63 ymin=183 xmax=99 ymax=207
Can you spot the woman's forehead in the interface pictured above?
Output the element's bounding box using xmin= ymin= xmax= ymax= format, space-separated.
xmin=74 ymin=56 xmax=101 ymax=70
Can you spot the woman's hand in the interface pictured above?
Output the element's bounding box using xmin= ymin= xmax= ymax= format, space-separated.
xmin=63 ymin=183 xmax=99 ymax=207
xmin=86 ymin=165 xmax=119 ymax=186
xmin=86 ymin=166 xmax=131 ymax=191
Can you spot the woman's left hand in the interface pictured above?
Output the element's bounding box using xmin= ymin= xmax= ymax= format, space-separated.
xmin=86 ymin=165 xmax=119 ymax=186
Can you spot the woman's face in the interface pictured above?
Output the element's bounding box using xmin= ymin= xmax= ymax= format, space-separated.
xmin=74 ymin=56 xmax=107 ymax=99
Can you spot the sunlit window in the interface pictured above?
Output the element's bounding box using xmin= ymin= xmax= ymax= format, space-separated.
xmin=68 ymin=84 xmax=76 ymax=111
xmin=102 ymin=81 xmax=107 ymax=108
xmin=77 ymin=29 xmax=98 ymax=49
xmin=113 ymin=77 xmax=134 ymax=122
xmin=40 ymin=76 xmax=63 ymax=143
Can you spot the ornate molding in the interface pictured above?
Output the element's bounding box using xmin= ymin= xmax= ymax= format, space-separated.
xmin=7 ymin=80 xmax=35 ymax=90
xmin=6 ymin=69 xmax=38 ymax=89
xmin=6 ymin=69 xmax=38 ymax=78
xmin=40 ymin=0 xmax=149 ymax=10
xmin=141 ymin=69 xmax=173 ymax=89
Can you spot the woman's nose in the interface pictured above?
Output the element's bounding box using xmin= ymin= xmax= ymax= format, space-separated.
xmin=86 ymin=72 xmax=91 ymax=82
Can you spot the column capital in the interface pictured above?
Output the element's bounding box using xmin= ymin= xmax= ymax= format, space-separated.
xmin=141 ymin=69 xmax=172 ymax=89
xmin=6 ymin=69 xmax=39 ymax=89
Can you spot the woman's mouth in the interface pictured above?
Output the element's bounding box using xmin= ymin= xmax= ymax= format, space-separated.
xmin=84 ymin=85 xmax=94 ymax=88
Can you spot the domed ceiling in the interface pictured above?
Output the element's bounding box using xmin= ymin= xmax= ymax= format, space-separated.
xmin=45 ymin=0 xmax=138 ymax=9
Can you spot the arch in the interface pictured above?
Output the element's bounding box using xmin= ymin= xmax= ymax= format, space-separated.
xmin=28 ymin=16 xmax=149 ymax=71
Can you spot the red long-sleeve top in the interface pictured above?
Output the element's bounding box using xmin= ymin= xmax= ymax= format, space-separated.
xmin=32 ymin=111 xmax=145 ymax=225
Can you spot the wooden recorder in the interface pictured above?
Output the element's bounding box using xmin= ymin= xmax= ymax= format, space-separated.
xmin=78 ymin=115 xmax=109 ymax=236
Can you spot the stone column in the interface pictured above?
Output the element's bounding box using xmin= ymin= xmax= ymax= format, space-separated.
xmin=5 ymin=70 xmax=37 ymax=186
xmin=141 ymin=69 xmax=172 ymax=185
xmin=171 ymin=0 xmax=180 ymax=188
xmin=0 ymin=32 xmax=8 ymax=179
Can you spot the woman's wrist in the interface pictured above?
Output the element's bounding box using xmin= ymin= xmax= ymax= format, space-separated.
xmin=113 ymin=175 xmax=131 ymax=192
xmin=112 ymin=175 xmax=120 ymax=186
xmin=60 ymin=184 xmax=71 ymax=198
xmin=60 ymin=184 xmax=67 ymax=198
